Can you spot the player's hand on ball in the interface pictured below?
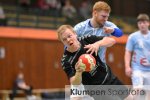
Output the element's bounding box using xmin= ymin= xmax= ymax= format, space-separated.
xmin=84 ymin=43 xmax=99 ymax=56
xmin=103 ymin=27 xmax=114 ymax=34
xmin=75 ymin=61 xmax=84 ymax=73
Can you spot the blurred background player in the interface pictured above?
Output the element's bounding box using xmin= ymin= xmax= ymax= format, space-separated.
xmin=125 ymin=13 xmax=150 ymax=100
xmin=10 ymin=72 xmax=36 ymax=100
xmin=62 ymin=0 xmax=77 ymax=25
xmin=74 ymin=1 xmax=123 ymax=63
xmin=0 ymin=3 xmax=7 ymax=26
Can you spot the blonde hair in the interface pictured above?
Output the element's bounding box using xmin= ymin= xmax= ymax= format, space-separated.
xmin=93 ymin=1 xmax=111 ymax=12
xmin=137 ymin=14 xmax=149 ymax=22
xmin=57 ymin=25 xmax=76 ymax=41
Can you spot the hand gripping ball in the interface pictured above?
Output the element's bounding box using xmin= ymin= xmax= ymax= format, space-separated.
xmin=78 ymin=54 xmax=96 ymax=72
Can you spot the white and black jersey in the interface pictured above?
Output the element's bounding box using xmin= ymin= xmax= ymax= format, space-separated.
xmin=61 ymin=35 xmax=122 ymax=85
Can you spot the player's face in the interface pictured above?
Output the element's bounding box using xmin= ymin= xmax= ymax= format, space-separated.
xmin=95 ymin=10 xmax=109 ymax=26
xmin=137 ymin=20 xmax=150 ymax=33
xmin=61 ymin=29 xmax=78 ymax=48
xmin=18 ymin=73 xmax=24 ymax=79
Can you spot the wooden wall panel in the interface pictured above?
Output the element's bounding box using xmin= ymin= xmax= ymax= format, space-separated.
xmin=0 ymin=39 xmax=22 ymax=89
xmin=0 ymin=38 xmax=69 ymax=90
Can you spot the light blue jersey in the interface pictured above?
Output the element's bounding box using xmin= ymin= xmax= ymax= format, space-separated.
xmin=74 ymin=19 xmax=119 ymax=62
xmin=126 ymin=31 xmax=150 ymax=71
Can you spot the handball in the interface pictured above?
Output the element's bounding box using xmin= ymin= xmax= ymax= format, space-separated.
xmin=78 ymin=54 xmax=96 ymax=72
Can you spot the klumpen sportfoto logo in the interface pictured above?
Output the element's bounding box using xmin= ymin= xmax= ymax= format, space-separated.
xmin=69 ymin=85 xmax=146 ymax=97
xmin=70 ymin=88 xmax=145 ymax=96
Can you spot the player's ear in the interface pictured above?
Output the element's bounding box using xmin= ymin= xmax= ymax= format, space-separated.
xmin=93 ymin=10 xmax=97 ymax=17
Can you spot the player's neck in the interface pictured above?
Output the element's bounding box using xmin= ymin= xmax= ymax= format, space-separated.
xmin=140 ymin=29 xmax=149 ymax=35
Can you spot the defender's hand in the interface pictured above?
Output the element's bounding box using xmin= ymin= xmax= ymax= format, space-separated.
xmin=103 ymin=27 xmax=114 ymax=34
xmin=84 ymin=42 xmax=99 ymax=56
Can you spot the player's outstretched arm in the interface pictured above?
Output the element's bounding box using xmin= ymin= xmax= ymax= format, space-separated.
xmin=124 ymin=50 xmax=132 ymax=77
xmin=84 ymin=37 xmax=116 ymax=55
xmin=96 ymin=37 xmax=116 ymax=47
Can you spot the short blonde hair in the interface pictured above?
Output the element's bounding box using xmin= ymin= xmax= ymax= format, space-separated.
xmin=93 ymin=1 xmax=111 ymax=13
xmin=57 ymin=25 xmax=76 ymax=41
xmin=137 ymin=14 xmax=149 ymax=22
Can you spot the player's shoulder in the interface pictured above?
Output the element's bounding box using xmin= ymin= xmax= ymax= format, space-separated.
xmin=78 ymin=34 xmax=94 ymax=41
xmin=127 ymin=31 xmax=141 ymax=43
xmin=61 ymin=53 xmax=70 ymax=68
xmin=105 ymin=21 xmax=116 ymax=26
xmin=61 ymin=52 xmax=69 ymax=61
xmin=61 ymin=50 xmax=67 ymax=60
xmin=129 ymin=31 xmax=140 ymax=38
xmin=74 ymin=19 xmax=90 ymax=29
